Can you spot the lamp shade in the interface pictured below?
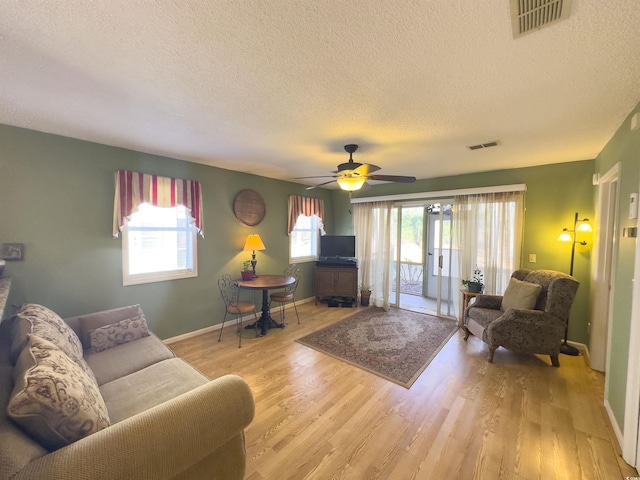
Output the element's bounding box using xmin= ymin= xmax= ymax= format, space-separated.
xmin=576 ymin=220 xmax=593 ymax=233
xmin=557 ymin=231 xmax=573 ymax=243
xmin=337 ymin=177 xmax=366 ymax=191
xmin=243 ymin=234 xmax=266 ymax=251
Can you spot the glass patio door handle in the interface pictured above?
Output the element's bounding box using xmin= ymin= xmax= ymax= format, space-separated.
xmin=438 ymin=255 xmax=443 ymax=268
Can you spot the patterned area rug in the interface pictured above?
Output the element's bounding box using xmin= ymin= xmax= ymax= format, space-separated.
xmin=297 ymin=307 xmax=458 ymax=388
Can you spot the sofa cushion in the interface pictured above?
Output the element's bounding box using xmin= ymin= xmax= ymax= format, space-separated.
xmin=466 ymin=307 xmax=504 ymax=341
xmin=1 ymin=366 xmax=49 ymax=480
xmin=7 ymin=336 xmax=111 ymax=451
xmin=0 ymin=322 xmax=48 ymax=480
xmin=83 ymin=333 xmax=175 ymax=385
xmin=9 ymin=315 xmax=32 ymax=365
xmin=501 ymin=278 xmax=542 ymax=311
xmin=88 ymin=314 xmax=151 ymax=353
xmin=16 ymin=304 xmax=97 ymax=385
xmin=99 ymin=358 xmax=208 ymax=423
xmin=17 ymin=304 xmax=83 ymax=359
xmin=78 ymin=304 xmax=144 ymax=350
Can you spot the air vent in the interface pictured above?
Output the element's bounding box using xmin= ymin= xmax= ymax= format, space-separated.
xmin=509 ymin=0 xmax=572 ymax=38
xmin=466 ymin=141 xmax=500 ymax=151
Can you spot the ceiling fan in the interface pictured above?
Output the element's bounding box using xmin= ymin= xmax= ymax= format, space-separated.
xmin=297 ymin=144 xmax=417 ymax=191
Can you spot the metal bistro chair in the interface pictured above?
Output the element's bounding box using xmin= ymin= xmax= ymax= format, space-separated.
xmin=269 ymin=264 xmax=301 ymax=325
xmin=217 ymin=274 xmax=258 ymax=347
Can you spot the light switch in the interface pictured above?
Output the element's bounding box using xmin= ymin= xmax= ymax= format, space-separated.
xmin=528 ymin=253 xmax=537 ymax=263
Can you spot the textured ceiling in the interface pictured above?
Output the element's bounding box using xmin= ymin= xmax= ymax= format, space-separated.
xmin=1 ymin=1 xmax=639 ymax=188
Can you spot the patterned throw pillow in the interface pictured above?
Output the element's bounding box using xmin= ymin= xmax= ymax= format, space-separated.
xmin=16 ymin=303 xmax=97 ymax=385
xmin=88 ymin=314 xmax=151 ymax=353
xmin=7 ymin=335 xmax=111 ymax=451
xmin=78 ymin=304 xmax=144 ymax=349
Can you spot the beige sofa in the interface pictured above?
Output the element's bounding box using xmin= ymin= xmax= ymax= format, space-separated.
xmin=0 ymin=304 xmax=255 ymax=480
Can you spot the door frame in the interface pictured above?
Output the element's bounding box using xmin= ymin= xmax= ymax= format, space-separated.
xmin=591 ymin=164 xmax=619 ymax=372
xmin=623 ymin=165 xmax=640 ymax=465
xmin=392 ymin=204 xmax=428 ymax=311
xmin=427 ymin=204 xmax=454 ymax=317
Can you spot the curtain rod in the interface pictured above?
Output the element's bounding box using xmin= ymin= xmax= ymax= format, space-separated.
xmin=349 ymin=184 xmax=527 ymax=204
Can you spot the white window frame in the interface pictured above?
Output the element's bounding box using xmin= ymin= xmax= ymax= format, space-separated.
xmin=289 ymin=214 xmax=322 ymax=263
xmin=122 ymin=204 xmax=198 ymax=286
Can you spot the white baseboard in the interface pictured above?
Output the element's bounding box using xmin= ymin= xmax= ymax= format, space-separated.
xmin=164 ymin=296 xmax=315 ymax=345
xmin=164 ymin=324 xmax=220 ymax=345
xmin=571 ymin=340 xmax=590 ymax=365
xmin=567 ymin=340 xmax=589 ymax=360
xmin=569 ymin=341 xmax=625 ymax=455
xmin=605 ymin=397 xmax=625 ymax=451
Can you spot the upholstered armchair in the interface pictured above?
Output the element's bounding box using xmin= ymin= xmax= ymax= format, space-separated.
xmin=463 ymin=269 xmax=579 ymax=367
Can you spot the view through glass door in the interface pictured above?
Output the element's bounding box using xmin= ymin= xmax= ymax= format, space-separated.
xmin=389 ymin=203 xmax=454 ymax=318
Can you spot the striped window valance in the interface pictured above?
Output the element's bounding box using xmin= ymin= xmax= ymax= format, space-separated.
xmin=287 ymin=195 xmax=326 ymax=235
xmin=113 ymin=170 xmax=204 ymax=238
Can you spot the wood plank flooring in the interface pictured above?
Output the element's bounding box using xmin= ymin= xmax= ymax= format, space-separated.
xmin=169 ymin=302 xmax=638 ymax=480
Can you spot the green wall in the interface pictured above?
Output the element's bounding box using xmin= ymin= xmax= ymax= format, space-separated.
xmin=331 ymin=191 xmax=355 ymax=235
xmin=594 ymin=101 xmax=640 ymax=431
xmin=336 ymin=160 xmax=595 ymax=345
xmin=0 ymin=124 xmax=335 ymax=339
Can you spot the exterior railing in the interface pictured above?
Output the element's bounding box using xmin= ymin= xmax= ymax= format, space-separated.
xmin=390 ymin=260 xmax=424 ymax=294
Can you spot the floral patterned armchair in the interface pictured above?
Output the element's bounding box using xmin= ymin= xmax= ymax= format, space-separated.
xmin=463 ymin=269 xmax=579 ymax=367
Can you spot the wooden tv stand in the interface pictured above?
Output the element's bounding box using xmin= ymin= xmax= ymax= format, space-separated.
xmin=315 ymin=264 xmax=358 ymax=306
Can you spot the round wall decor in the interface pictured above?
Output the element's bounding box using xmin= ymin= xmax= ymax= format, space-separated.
xmin=233 ymin=189 xmax=266 ymax=227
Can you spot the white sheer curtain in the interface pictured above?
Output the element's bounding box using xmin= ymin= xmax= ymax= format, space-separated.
xmin=353 ymin=201 xmax=394 ymax=310
xmin=452 ymin=191 xmax=524 ymax=304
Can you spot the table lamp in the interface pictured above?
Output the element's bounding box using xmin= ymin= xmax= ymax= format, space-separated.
xmin=243 ymin=234 xmax=266 ymax=278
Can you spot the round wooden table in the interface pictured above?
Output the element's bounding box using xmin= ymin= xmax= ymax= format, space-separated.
xmin=236 ymin=275 xmax=296 ymax=335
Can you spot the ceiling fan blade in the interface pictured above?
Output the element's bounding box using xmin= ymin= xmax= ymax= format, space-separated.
xmin=295 ymin=175 xmax=338 ymax=179
xmin=367 ymin=174 xmax=417 ymax=183
xmin=306 ymin=180 xmax=337 ymax=190
xmin=353 ymin=163 xmax=381 ymax=176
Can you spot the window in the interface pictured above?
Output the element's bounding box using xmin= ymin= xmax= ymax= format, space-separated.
xmin=290 ymin=214 xmax=322 ymax=263
xmin=122 ymin=203 xmax=197 ymax=285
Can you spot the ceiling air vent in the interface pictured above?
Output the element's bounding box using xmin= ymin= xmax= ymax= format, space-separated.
xmin=509 ymin=0 xmax=572 ymax=38
xmin=466 ymin=141 xmax=500 ymax=151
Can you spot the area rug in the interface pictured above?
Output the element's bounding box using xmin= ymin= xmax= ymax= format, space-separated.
xmin=296 ymin=307 xmax=458 ymax=388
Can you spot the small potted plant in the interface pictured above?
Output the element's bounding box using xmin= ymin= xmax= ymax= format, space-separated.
xmin=241 ymin=260 xmax=253 ymax=281
xmin=462 ymin=266 xmax=484 ymax=293
xmin=359 ymin=283 xmax=372 ymax=306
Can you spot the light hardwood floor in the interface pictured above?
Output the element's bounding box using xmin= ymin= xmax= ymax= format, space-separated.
xmin=169 ymin=302 xmax=638 ymax=480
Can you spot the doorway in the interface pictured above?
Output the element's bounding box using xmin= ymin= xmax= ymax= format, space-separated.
xmin=591 ymin=165 xmax=619 ymax=372
xmin=389 ymin=202 xmax=454 ymax=318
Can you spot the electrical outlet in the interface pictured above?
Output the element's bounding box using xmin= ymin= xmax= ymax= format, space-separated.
xmin=528 ymin=253 xmax=537 ymax=263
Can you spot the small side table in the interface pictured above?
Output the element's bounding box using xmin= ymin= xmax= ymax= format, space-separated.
xmin=459 ymin=289 xmax=481 ymax=327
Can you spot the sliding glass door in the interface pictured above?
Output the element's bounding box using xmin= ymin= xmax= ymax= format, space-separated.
xmin=389 ymin=202 xmax=454 ymax=318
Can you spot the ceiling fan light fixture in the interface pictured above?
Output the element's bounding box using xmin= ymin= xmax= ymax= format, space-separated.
xmin=299 ymin=143 xmax=414 ymax=191
xmin=337 ymin=177 xmax=365 ymax=191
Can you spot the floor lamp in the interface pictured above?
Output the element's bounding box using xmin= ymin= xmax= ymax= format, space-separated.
xmin=557 ymin=212 xmax=592 ymax=356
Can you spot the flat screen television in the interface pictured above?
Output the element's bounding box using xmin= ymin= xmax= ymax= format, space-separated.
xmin=320 ymin=235 xmax=356 ymax=259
